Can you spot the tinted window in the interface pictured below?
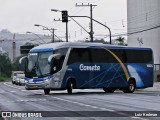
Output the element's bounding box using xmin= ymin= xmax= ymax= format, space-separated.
xmin=67 ymin=48 xmax=152 ymax=65
xmin=109 ymin=49 xmax=152 ymax=63
xmin=67 ymin=48 xmax=91 ymax=65
xmin=89 ymin=48 xmax=117 ymax=63
xmin=125 ymin=49 xmax=152 ymax=63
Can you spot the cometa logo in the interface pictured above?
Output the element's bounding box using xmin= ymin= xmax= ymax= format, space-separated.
xmin=79 ymin=64 xmax=100 ymax=71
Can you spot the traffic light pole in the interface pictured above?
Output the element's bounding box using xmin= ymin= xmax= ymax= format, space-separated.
xmin=66 ymin=22 xmax=68 ymax=42
xmin=69 ymin=15 xmax=112 ymax=44
xmin=61 ymin=10 xmax=69 ymax=42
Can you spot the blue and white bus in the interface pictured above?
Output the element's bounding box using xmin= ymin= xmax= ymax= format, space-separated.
xmin=19 ymin=42 xmax=154 ymax=94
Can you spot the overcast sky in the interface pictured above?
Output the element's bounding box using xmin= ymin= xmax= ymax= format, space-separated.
xmin=0 ymin=0 xmax=127 ymax=41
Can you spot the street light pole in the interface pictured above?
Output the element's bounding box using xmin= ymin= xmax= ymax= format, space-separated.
xmin=34 ymin=24 xmax=59 ymax=42
xmin=26 ymin=31 xmax=46 ymax=44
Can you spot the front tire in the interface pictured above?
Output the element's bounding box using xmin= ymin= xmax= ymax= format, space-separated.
xmin=44 ymin=89 xmax=50 ymax=95
xmin=123 ymin=79 xmax=136 ymax=93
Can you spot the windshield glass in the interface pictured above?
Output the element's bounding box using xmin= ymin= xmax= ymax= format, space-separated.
xmin=26 ymin=48 xmax=68 ymax=78
xmin=38 ymin=52 xmax=52 ymax=76
xmin=28 ymin=53 xmax=38 ymax=71
xmin=27 ymin=52 xmax=52 ymax=77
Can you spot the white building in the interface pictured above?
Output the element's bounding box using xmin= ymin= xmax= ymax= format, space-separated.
xmin=127 ymin=0 xmax=160 ymax=64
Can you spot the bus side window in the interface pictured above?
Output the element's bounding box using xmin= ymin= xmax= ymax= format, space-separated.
xmin=58 ymin=55 xmax=65 ymax=70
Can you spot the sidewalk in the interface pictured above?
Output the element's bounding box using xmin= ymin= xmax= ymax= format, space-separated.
xmin=141 ymin=82 xmax=160 ymax=91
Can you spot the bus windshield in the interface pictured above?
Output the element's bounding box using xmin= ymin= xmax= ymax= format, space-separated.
xmin=27 ymin=52 xmax=52 ymax=77
xmin=26 ymin=48 xmax=68 ymax=78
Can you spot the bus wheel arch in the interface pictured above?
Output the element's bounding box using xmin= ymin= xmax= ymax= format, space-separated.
xmin=66 ymin=78 xmax=76 ymax=94
xmin=123 ymin=78 xmax=136 ymax=93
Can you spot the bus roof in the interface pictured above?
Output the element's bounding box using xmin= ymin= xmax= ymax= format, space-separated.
xmin=30 ymin=42 xmax=152 ymax=53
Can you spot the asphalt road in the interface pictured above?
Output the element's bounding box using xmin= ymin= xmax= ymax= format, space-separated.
xmin=0 ymin=82 xmax=160 ymax=120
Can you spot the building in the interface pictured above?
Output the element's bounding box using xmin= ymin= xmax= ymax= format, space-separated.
xmin=127 ymin=0 xmax=160 ymax=64
xmin=0 ymin=47 xmax=6 ymax=54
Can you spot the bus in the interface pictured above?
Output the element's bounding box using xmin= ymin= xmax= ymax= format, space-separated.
xmin=19 ymin=42 xmax=154 ymax=94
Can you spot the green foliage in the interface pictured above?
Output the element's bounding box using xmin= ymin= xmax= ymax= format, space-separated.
xmin=85 ymin=38 xmax=109 ymax=44
xmin=0 ymin=76 xmax=11 ymax=82
xmin=12 ymin=55 xmax=26 ymax=71
xmin=0 ymin=51 xmax=26 ymax=77
xmin=115 ymin=36 xmax=127 ymax=46
xmin=0 ymin=53 xmax=12 ymax=77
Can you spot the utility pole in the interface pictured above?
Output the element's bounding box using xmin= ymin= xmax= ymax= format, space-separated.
xmin=76 ymin=3 xmax=97 ymax=42
xmin=69 ymin=15 xmax=112 ymax=44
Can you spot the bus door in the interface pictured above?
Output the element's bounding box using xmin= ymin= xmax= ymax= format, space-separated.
xmin=66 ymin=48 xmax=92 ymax=88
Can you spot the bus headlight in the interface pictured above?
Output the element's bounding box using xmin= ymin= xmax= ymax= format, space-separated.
xmin=54 ymin=77 xmax=59 ymax=81
xmin=44 ymin=79 xmax=49 ymax=84
xmin=25 ymin=80 xmax=28 ymax=83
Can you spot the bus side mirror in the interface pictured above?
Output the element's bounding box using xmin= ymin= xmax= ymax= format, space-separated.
xmin=48 ymin=53 xmax=61 ymax=64
xmin=19 ymin=56 xmax=28 ymax=67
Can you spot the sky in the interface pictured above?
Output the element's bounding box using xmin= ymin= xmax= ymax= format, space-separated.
xmin=0 ymin=0 xmax=127 ymax=41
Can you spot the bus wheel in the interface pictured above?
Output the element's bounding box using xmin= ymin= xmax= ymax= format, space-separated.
xmin=44 ymin=89 xmax=50 ymax=95
xmin=67 ymin=81 xmax=74 ymax=94
xmin=123 ymin=79 xmax=136 ymax=93
xmin=103 ymin=88 xmax=115 ymax=93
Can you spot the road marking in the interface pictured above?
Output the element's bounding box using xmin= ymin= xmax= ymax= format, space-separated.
xmin=5 ymin=99 xmax=47 ymax=103
xmin=131 ymin=117 xmax=148 ymax=120
xmin=52 ymin=97 xmax=150 ymax=120
xmin=10 ymin=91 xmax=16 ymax=93
xmin=52 ymin=96 xmax=115 ymax=112
xmin=3 ymin=82 xmax=23 ymax=90
xmin=21 ymin=90 xmax=27 ymax=91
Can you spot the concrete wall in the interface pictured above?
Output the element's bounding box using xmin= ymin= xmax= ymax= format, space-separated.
xmin=127 ymin=0 xmax=160 ymax=64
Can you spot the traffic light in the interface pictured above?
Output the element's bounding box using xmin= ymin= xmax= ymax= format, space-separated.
xmin=62 ymin=10 xmax=68 ymax=22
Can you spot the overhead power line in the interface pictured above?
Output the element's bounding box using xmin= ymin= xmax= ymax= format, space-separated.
xmin=75 ymin=3 xmax=97 ymax=42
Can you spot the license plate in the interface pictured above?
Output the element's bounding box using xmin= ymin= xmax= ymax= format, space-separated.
xmin=32 ymin=86 xmax=38 ymax=88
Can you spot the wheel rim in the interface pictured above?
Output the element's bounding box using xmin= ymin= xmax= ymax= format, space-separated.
xmin=70 ymin=83 xmax=73 ymax=89
xmin=129 ymin=83 xmax=134 ymax=91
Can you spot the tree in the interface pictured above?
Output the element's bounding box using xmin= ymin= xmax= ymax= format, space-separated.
xmin=0 ymin=53 xmax=12 ymax=77
xmin=12 ymin=55 xmax=26 ymax=71
xmin=115 ymin=36 xmax=127 ymax=46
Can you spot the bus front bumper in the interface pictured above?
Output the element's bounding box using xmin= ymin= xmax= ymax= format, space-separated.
xmin=25 ymin=81 xmax=50 ymax=90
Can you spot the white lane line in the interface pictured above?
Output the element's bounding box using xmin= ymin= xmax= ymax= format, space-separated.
xmin=10 ymin=91 xmax=16 ymax=93
xmin=52 ymin=96 xmax=115 ymax=112
xmin=21 ymin=90 xmax=27 ymax=91
xmin=3 ymin=82 xmax=23 ymax=90
xmin=131 ymin=117 xmax=148 ymax=120
xmin=52 ymin=97 xmax=150 ymax=120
